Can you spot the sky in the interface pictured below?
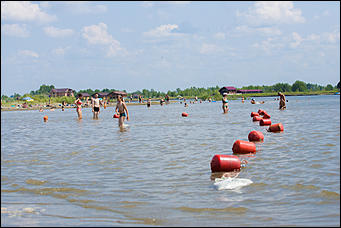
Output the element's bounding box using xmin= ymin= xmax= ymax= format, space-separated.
xmin=1 ymin=1 xmax=340 ymax=96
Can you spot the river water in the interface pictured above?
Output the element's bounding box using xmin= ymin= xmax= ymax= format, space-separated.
xmin=1 ymin=95 xmax=340 ymax=226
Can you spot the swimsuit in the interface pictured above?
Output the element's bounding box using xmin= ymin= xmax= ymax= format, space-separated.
xmin=94 ymin=107 xmax=100 ymax=112
xmin=120 ymin=112 xmax=126 ymax=117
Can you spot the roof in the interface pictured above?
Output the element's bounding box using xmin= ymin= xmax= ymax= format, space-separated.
xmin=219 ymin=86 xmax=237 ymax=92
xmin=237 ymin=89 xmax=263 ymax=92
xmin=78 ymin=92 xmax=90 ymax=97
xmin=108 ymin=91 xmax=128 ymax=97
xmin=51 ymin=88 xmax=74 ymax=93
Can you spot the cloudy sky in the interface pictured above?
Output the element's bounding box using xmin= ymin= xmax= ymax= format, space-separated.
xmin=1 ymin=1 xmax=340 ymax=95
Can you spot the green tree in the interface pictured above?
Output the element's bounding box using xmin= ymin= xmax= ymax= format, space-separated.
xmin=292 ymin=80 xmax=307 ymax=92
xmin=325 ymin=84 xmax=334 ymax=91
xmin=337 ymin=81 xmax=340 ymax=90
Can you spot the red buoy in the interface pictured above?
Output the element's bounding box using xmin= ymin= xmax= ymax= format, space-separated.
xmin=262 ymin=112 xmax=271 ymax=119
xmin=252 ymin=116 xmax=262 ymax=121
xmin=251 ymin=112 xmax=259 ymax=117
xmin=260 ymin=119 xmax=271 ymax=126
xmin=268 ymin=123 xmax=284 ymax=132
xmin=113 ymin=114 xmax=119 ymax=118
xmin=248 ymin=130 xmax=264 ymax=142
xmin=43 ymin=115 xmax=48 ymax=122
xmin=210 ymin=155 xmax=241 ymax=172
xmin=232 ymin=140 xmax=256 ymax=154
xmin=258 ymin=109 xmax=265 ymax=115
xmin=182 ymin=112 xmax=188 ymax=117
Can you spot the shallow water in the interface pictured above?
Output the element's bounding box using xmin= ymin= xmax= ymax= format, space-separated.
xmin=1 ymin=95 xmax=340 ymax=226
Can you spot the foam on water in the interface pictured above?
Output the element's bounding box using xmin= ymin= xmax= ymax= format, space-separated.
xmin=213 ymin=177 xmax=253 ymax=191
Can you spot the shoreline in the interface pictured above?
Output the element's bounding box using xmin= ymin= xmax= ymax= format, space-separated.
xmin=0 ymin=101 xmax=177 ymax=112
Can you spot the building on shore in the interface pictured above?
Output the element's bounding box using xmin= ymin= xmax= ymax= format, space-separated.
xmin=108 ymin=91 xmax=128 ymax=100
xmin=237 ymin=89 xmax=263 ymax=94
xmin=50 ymin=88 xmax=75 ymax=97
xmin=219 ymin=86 xmax=237 ymax=95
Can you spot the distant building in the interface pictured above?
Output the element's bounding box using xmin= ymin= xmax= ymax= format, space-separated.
xmin=108 ymin=91 xmax=128 ymax=99
xmin=92 ymin=92 xmax=110 ymax=100
xmin=219 ymin=86 xmax=237 ymax=95
xmin=50 ymin=88 xmax=75 ymax=97
xmin=237 ymin=89 xmax=263 ymax=94
xmin=77 ymin=93 xmax=90 ymax=99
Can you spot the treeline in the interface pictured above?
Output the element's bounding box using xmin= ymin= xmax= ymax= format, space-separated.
xmin=1 ymin=80 xmax=340 ymax=101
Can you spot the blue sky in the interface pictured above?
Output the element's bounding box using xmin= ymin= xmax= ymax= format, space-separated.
xmin=1 ymin=1 xmax=340 ymax=96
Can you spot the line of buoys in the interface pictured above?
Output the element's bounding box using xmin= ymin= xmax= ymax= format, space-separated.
xmin=252 ymin=116 xmax=262 ymax=121
xmin=262 ymin=112 xmax=271 ymax=119
xmin=268 ymin=123 xmax=284 ymax=132
xmin=210 ymin=154 xmax=241 ymax=172
xmin=232 ymin=140 xmax=256 ymax=154
xmin=113 ymin=114 xmax=119 ymax=118
xmin=251 ymin=112 xmax=259 ymax=117
xmin=260 ymin=119 xmax=271 ymax=126
xmin=43 ymin=115 xmax=48 ymax=122
xmin=258 ymin=109 xmax=265 ymax=115
xmin=248 ymin=130 xmax=264 ymax=142
xmin=182 ymin=112 xmax=188 ymax=117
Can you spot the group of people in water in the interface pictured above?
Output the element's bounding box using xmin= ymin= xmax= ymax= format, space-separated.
xmin=53 ymin=91 xmax=287 ymax=129
xmin=74 ymin=93 xmax=129 ymax=128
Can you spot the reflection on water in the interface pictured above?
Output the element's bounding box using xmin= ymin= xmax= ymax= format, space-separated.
xmin=1 ymin=95 xmax=340 ymax=226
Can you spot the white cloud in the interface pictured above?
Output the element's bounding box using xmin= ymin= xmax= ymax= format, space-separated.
xmin=144 ymin=24 xmax=181 ymax=37
xmin=253 ymin=37 xmax=284 ymax=54
xmin=237 ymin=1 xmax=305 ymax=25
xmin=82 ymin=23 xmax=127 ymax=57
xmin=2 ymin=24 xmax=30 ymax=37
xmin=52 ymin=46 xmax=71 ymax=56
xmin=235 ymin=25 xmax=282 ymax=36
xmin=214 ymin=32 xmax=226 ymax=40
xmin=1 ymin=1 xmax=56 ymax=23
xmin=18 ymin=50 xmax=39 ymax=58
xmin=44 ymin=26 xmax=74 ymax=38
xmin=199 ymin=43 xmax=221 ymax=54
xmin=64 ymin=2 xmax=107 ymax=14
xmin=290 ymin=32 xmax=303 ymax=48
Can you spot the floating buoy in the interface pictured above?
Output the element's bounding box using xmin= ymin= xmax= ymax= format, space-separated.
xmin=262 ymin=112 xmax=271 ymax=119
xmin=268 ymin=123 xmax=284 ymax=132
xmin=43 ymin=116 xmax=48 ymax=122
xmin=252 ymin=116 xmax=262 ymax=121
xmin=258 ymin=109 xmax=265 ymax=115
xmin=113 ymin=114 xmax=119 ymax=118
xmin=210 ymin=155 xmax=241 ymax=172
xmin=260 ymin=119 xmax=271 ymax=126
xmin=232 ymin=140 xmax=256 ymax=154
xmin=182 ymin=112 xmax=188 ymax=117
xmin=248 ymin=130 xmax=264 ymax=142
xmin=251 ymin=112 xmax=259 ymax=117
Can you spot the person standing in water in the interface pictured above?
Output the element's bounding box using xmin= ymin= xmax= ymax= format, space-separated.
xmin=278 ymin=92 xmax=286 ymax=110
xmin=115 ymin=95 xmax=129 ymax=128
xmin=222 ymin=93 xmax=229 ymax=113
xmin=92 ymin=93 xmax=102 ymax=119
xmin=147 ymin=98 xmax=151 ymax=108
xmin=75 ymin=94 xmax=83 ymax=119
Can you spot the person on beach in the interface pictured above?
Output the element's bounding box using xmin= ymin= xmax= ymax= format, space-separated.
xmin=92 ymin=93 xmax=102 ymax=119
xmin=222 ymin=93 xmax=229 ymax=113
xmin=278 ymin=92 xmax=286 ymax=110
xmin=160 ymin=98 xmax=165 ymax=106
xmin=115 ymin=95 xmax=129 ymax=128
xmin=147 ymin=98 xmax=151 ymax=108
xmin=241 ymin=96 xmax=245 ymax=103
xmin=75 ymin=94 xmax=83 ymax=119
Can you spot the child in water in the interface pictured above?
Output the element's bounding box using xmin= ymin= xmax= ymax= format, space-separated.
xmin=115 ymin=95 xmax=129 ymax=128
